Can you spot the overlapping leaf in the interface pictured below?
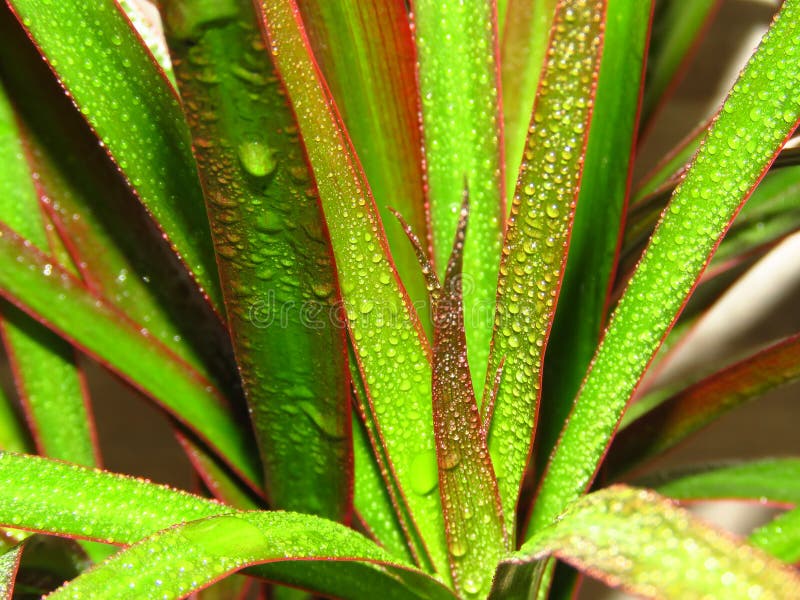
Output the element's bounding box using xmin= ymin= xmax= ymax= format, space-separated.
xmin=160 ymin=0 xmax=352 ymax=520
xmin=413 ymin=0 xmax=505 ymax=390
xmin=484 ymin=0 xmax=607 ymax=530
xmin=751 ymin=507 xmax=800 ymax=563
xmin=495 ymin=486 xmax=800 ymax=598
xmin=530 ymin=0 xmax=800 ymax=534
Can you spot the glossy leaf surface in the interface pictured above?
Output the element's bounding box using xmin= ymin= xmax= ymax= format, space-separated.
xmin=161 ymin=0 xmax=351 ymax=520
xmin=257 ymin=0 xmax=448 ymax=577
xmin=0 ymin=229 xmax=260 ymax=486
xmin=530 ymin=0 xmax=800 ymax=535
xmin=500 ymin=486 xmax=800 ymax=598
xmin=538 ymin=0 xmax=651 ymax=476
xmin=500 ymin=0 xmax=556 ymax=204
xmin=607 ymin=332 xmax=800 ymax=478
xmin=750 ymin=507 xmax=800 ymax=563
xmin=650 ymin=459 xmax=800 ymax=505
xmin=0 ymin=543 xmax=21 ymax=599
xmin=50 ymin=511 xmax=456 ymax=600
xmin=484 ymin=0 xmax=606 ymax=528
xmin=297 ymin=0 xmax=429 ymax=314
xmin=7 ymin=0 xmax=222 ymax=310
xmin=413 ymin=0 xmax=505 ymax=391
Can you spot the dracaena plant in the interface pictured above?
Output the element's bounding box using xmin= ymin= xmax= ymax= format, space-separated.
xmin=0 ymin=0 xmax=799 ymax=597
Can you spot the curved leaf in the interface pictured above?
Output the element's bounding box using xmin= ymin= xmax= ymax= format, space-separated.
xmin=648 ymin=459 xmax=800 ymax=505
xmin=607 ymin=332 xmax=800 ymax=478
xmin=49 ymin=511 xmax=456 ymax=600
xmin=413 ymin=0 xmax=505 ymax=391
xmin=0 ymin=543 xmax=22 ymax=599
xmin=6 ymin=0 xmax=222 ymax=310
xmin=297 ymin=0 xmax=430 ymax=315
xmin=484 ymin=0 xmax=607 ymax=530
xmin=498 ymin=486 xmax=800 ymax=598
xmin=0 ymin=229 xmax=260 ymax=486
xmin=529 ymin=0 xmax=800 ymax=535
xmin=750 ymin=507 xmax=800 ymax=563
xmin=160 ymin=0 xmax=352 ymax=520
xmin=538 ymin=0 xmax=652 ymax=478
xmin=256 ymin=0 xmax=449 ymax=578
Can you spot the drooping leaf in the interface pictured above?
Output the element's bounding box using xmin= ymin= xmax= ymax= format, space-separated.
xmin=0 ymin=63 xmax=97 ymax=467
xmin=256 ymin=0 xmax=449 ymax=578
xmin=6 ymin=0 xmax=222 ymax=310
xmin=0 ymin=230 xmax=260 ymax=487
xmin=484 ymin=0 xmax=606 ymax=530
xmin=529 ymin=0 xmax=800 ymax=535
xmin=750 ymin=506 xmax=800 ymax=563
xmin=296 ymin=0 xmax=430 ymax=316
xmin=395 ymin=200 xmax=506 ymax=598
xmin=49 ymin=511 xmax=457 ymax=600
xmin=0 ymin=6 xmax=234 ymax=390
xmin=645 ymin=459 xmax=800 ymax=505
xmin=538 ymin=0 xmax=652 ymax=478
xmin=606 ymin=332 xmax=800 ymax=478
xmin=160 ymin=0 xmax=352 ymax=521
xmin=496 ymin=486 xmax=800 ymax=598
xmin=500 ymin=0 xmax=556 ymax=204
xmin=640 ymin=0 xmax=722 ymax=127
xmin=413 ymin=0 xmax=505 ymax=392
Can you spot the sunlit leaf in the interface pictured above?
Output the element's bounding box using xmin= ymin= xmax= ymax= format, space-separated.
xmin=607 ymin=332 xmax=800 ymax=478
xmin=484 ymin=0 xmax=606 ymax=530
xmin=256 ymin=0 xmax=448 ymax=578
xmin=538 ymin=0 xmax=652 ymax=478
xmin=6 ymin=0 xmax=222 ymax=310
xmin=413 ymin=0 xmax=505 ymax=391
xmin=529 ymin=0 xmax=800 ymax=535
xmin=160 ymin=0 xmax=352 ymax=520
xmin=50 ymin=511 xmax=456 ymax=600
xmin=0 ymin=543 xmax=21 ymax=599
xmin=497 ymin=486 xmax=800 ymax=598
xmin=297 ymin=0 xmax=430 ymax=315
xmin=750 ymin=506 xmax=800 ymax=563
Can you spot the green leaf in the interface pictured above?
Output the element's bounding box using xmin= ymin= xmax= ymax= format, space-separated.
xmin=413 ymin=0 xmax=505 ymax=392
xmin=484 ymin=0 xmax=606 ymax=531
xmin=117 ymin=0 xmax=177 ymax=87
xmin=257 ymin=0 xmax=449 ymax=579
xmin=750 ymin=507 xmax=800 ymax=563
xmin=499 ymin=485 xmax=800 ymax=598
xmin=529 ymin=0 xmax=800 ymax=535
xmin=0 ymin=6 xmax=232 ymax=387
xmin=500 ymin=0 xmax=557 ymax=205
xmin=0 ymin=66 xmax=97 ymax=467
xmin=607 ymin=332 xmax=800 ymax=478
xmin=0 ymin=230 xmax=260 ymax=487
xmin=0 ymin=452 xmax=228 ymax=543
xmin=0 ymin=543 xmax=21 ymax=599
xmin=160 ymin=0 xmax=352 ymax=520
xmin=648 ymin=459 xmax=800 ymax=505
xmin=641 ymin=0 xmax=721 ymax=126
xmin=297 ymin=0 xmax=430 ymax=317
xmin=50 ymin=511 xmax=456 ymax=600
xmin=395 ymin=201 xmax=506 ymax=598
xmin=6 ymin=0 xmax=222 ymax=310
xmin=538 ymin=0 xmax=652 ymax=477
xmin=0 ymin=385 xmax=29 ymax=455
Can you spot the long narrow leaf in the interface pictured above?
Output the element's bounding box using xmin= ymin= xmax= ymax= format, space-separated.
xmin=160 ymin=0 xmax=352 ymax=521
xmin=0 ymin=543 xmax=22 ymax=599
xmin=750 ymin=507 xmax=800 ymax=563
xmin=49 ymin=512 xmax=456 ymax=600
xmin=496 ymin=486 xmax=800 ymax=598
xmin=296 ymin=0 xmax=430 ymax=315
xmin=0 ymin=230 xmax=260 ymax=487
xmin=529 ymin=0 xmax=800 ymax=535
xmin=606 ymin=332 xmax=800 ymax=478
xmin=256 ymin=0 xmax=449 ymax=578
xmin=413 ymin=0 xmax=505 ymax=391
xmin=484 ymin=0 xmax=607 ymax=531
xmin=6 ymin=0 xmax=222 ymax=310
xmin=538 ymin=0 xmax=652 ymax=477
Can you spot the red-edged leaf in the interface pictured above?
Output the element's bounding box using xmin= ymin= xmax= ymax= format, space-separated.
xmin=0 ymin=542 xmax=22 ymax=599
xmin=395 ymin=198 xmax=506 ymax=598
xmin=606 ymin=332 xmax=800 ymax=478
